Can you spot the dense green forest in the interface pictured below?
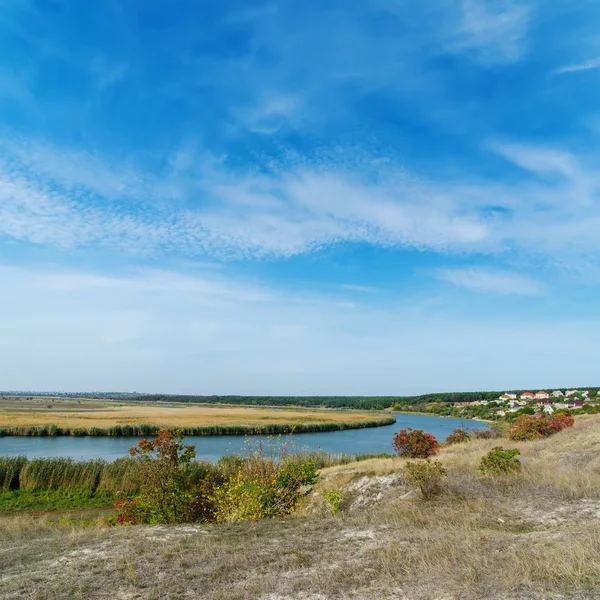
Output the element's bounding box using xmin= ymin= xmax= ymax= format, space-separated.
xmin=130 ymin=388 xmax=600 ymax=410
xmin=3 ymin=388 xmax=599 ymax=411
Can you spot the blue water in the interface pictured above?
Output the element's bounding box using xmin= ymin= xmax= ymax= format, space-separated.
xmin=0 ymin=414 xmax=489 ymax=461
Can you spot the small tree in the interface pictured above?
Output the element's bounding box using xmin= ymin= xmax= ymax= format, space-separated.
xmin=116 ymin=429 xmax=198 ymax=524
xmin=479 ymin=447 xmax=521 ymax=475
xmin=445 ymin=428 xmax=470 ymax=445
xmin=404 ymin=460 xmax=447 ymax=500
xmin=393 ymin=428 xmax=438 ymax=458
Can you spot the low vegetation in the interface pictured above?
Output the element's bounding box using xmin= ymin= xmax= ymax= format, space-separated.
xmin=0 ymin=399 xmax=396 ymax=436
xmin=508 ymin=413 xmax=575 ymax=441
xmin=392 ymin=427 xmax=439 ymax=457
xmin=3 ymin=414 xmax=600 ymax=599
xmin=403 ymin=459 xmax=447 ymax=500
xmin=478 ymin=446 xmax=522 ymax=475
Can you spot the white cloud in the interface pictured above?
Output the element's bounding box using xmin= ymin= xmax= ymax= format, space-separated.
xmin=341 ymin=284 xmax=383 ymax=294
xmin=554 ymin=58 xmax=600 ymax=75
xmin=450 ymin=0 xmax=531 ymax=64
xmin=1 ymin=264 xmax=598 ymax=394
xmin=2 ymin=136 xmax=600 ymax=269
xmin=437 ymin=267 xmax=544 ymax=295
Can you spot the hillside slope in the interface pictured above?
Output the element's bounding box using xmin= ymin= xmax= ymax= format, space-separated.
xmin=2 ymin=416 xmax=600 ymax=599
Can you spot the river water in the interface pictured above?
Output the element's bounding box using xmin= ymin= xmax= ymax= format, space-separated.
xmin=0 ymin=414 xmax=489 ymax=461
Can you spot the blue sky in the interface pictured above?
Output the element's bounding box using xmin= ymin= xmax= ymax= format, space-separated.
xmin=1 ymin=0 xmax=600 ymax=394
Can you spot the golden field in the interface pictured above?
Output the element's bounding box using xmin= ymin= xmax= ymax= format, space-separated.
xmin=0 ymin=397 xmax=384 ymax=430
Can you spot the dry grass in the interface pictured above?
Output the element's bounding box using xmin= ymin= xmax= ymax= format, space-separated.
xmin=2 ymin=414 xmax=600 ymax=599
xmin=0 ymin=400 xmax=383 ymax=430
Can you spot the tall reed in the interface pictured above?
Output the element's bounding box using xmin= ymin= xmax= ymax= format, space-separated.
xmin=19 ymin=458 xmax=105 ymax=491
xmin=0 ymin=456 xmax=28 ymax=490
xmin=97 ymin=457 xmax=139 ymax=495
xmin=0 ymin=416 xmax=396 ymax=437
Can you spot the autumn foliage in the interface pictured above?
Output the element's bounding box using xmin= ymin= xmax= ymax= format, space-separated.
xmin=508 ymin=414 xmax=575 ymax=441
xmin=445 ymin=428 xmax=471 ymax=445
xmin=114 ymin=429 xmax=318 ymax=526
xmin=392 ymin=428 xmax=439 ymax=458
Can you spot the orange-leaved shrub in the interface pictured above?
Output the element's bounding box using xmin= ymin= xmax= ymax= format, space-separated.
xmin=393 ymin=428 xmax=439 ymax=458
xmin=508 ymin=413 xmax=574 ymax=441
xmin=445 ymin=428 xmax=471 ymax=445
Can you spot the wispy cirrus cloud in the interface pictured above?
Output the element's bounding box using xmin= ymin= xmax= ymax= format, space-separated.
xmin=554 ymin=57 xmax=600 ymax=75
xmin=450 ymin=0 xmax=532 ymax=64
xmin=2 ymin=135 xmax=600 ymax=266
xmin=437 ymin=267 xmax=544 ymax=295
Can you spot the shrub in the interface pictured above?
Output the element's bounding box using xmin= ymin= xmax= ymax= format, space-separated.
xmin=325 ymin=490 xmax=341 ymax=515
xmin=404 ymin=459 xmax=447 ymax=500
xmin=508 ymin=414 xmax=575 ymax=441
xmin=549 ymin=413 xmax=575 ymax=433
xmin=393 ymin=428 xmax=438 ymax=458
xmin=211 ymin=439 xmax=318 ymax=523
xmin=473 ymin=429 xmax=501 ymax=440
xmin=479 ymin=447 xmax=521 ymax=475
xmin=115 ymin=429 xmax=198 ymax=524
xmin=114 ymin=430 xmax=318 ymax=526
xmin=445 ymin=428 xmax=471 ymax=445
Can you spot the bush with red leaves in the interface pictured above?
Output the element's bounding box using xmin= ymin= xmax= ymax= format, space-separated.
xmin=393 ymin=427 xmax=439 ymax=458
xmin=508 ymin=414 xmax=575 ymax=441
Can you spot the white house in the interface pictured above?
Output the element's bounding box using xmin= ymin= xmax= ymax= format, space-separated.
xmin=551 ymin=390 xmax=564 ymax=397
xmin=566 ymin=390 xmax=578 ymax=397
xmin=535 ymin=391 xmax=550 ymax=400
xmin=582 ymin=391 xmax=589 ymax=397
xmin=521 ymin=392 xmax=535 ymax=400
xmin=542 ymin=405 xmax=554 ymax=414
xmin=553 ymin=403 xmax=569 ymax=410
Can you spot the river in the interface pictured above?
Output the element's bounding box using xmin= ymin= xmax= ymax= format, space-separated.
xmin=0 ymin=414 xmax=490 ymax=461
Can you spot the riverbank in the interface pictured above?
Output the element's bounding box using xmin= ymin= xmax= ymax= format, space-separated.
xmin=0 ymin=399 xmax=396 ymax=436
xmin=2 ymin=414 xmax=598 ymax=599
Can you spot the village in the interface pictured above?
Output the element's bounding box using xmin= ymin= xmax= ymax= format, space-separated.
xmin=470 ymin=389 xmax=600 ymax=416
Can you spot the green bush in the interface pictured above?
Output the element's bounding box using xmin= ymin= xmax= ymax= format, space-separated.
xmin=325 ymin=490 xmax=341 ymax=515
xmin=404 ymin=459 xmax=447 ymax=500
xmin=478 ymin=447 xmax=521 ymax=475
xmin=445 ymin=428 xmax=471 ymax=445
xmin=115 ymin=431 xmax=319 ymax=525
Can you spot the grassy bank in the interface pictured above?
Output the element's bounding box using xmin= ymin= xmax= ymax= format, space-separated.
xmin=0 ymin=415 xmax=395 ymax=437
xmin=1 ymin=415 xmax=600 ymax=599
xmin=0 ymin=451 xmax=393 ymax=514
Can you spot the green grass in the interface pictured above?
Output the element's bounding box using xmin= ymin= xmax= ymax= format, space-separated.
xmin=0 ymin=488 xmax=113 ymax=511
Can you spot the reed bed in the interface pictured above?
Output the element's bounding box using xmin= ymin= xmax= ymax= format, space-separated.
xmin=0 ymin=455 xmax=28 ymax=490
xmin=0 ymin=416 xmax=396 ymax=437
xmin=0 ymin=448 xmax=391 ymax=496
xmin=19 ymin=458 xmax=106 ymax=491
